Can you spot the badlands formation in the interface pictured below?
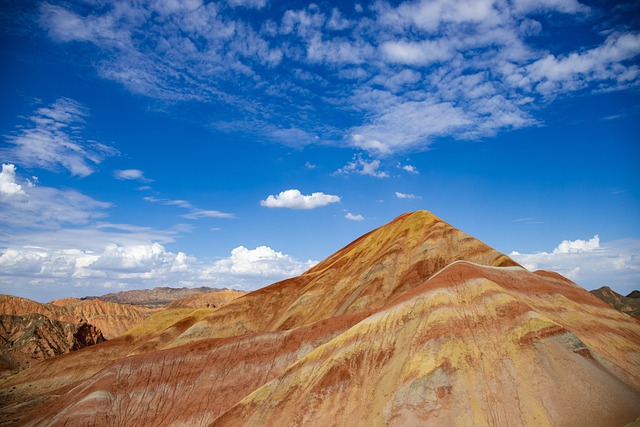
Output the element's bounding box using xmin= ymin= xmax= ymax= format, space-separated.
xmin=1 ymin=211 xmax=639 ymax=426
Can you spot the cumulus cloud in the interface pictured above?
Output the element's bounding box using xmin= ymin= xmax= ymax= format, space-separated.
xmin=335 ymin=154 xmax=389 ymax=178
xmin=114 ymin=169 xmax=153 ymax=182
xmin=260 ymin=189 xmax=341 ymax=209
xmin=345 ymin=212 xmax=364 ymax=221
xmin=552 ymin=235 xmax=600 ymax=254
xmin=3 ymin=98 xmax=116 ymax=176
xmin=395 ymin=192 xmax=421 ymax=199
xmin=0 ymin=242 xmax=317 ymax=299
xmin=203 ymin=245 xmax=316 ymax=278
xmin=398 ymin=163 xmax=419 ymax=174
xmin=0 ymin=164 xmax=26 ymax=197
xmin=510 ymin=235 xmax=640 ymax=294
xmin=36 ymin=0 xmax=639 ymax=155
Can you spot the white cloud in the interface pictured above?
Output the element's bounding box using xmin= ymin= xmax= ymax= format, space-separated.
xmin=335 ymin=154 xmax=389 ymax=178
xmin=345 ymin=212 xmax=364 ymax=221
xmin=395 ymin=192 xmax=421 ymax=199
xmin=260 ymin=189 xmax=341 ymax=209
xmin=0 ymin=164 xmax=26 ymax=197
xmin=3 ymin=98 xmax=116 ymax=177
xmin=510 ymin=236 xmax=640 ymax=294
xmin=114 ymin=169 xmax=153 ymax=182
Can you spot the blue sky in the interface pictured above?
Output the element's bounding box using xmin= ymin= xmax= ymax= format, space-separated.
xmin=1 ymin=0 xmax=639 ymax=302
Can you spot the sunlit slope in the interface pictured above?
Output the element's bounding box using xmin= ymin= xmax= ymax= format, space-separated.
xmin=172 ymin=210 xmax=518 ymax=345
xmin=17 ymin=313 xmax=369 ymax=427
xmin=214 ymin=262 xmax=640 ymax=427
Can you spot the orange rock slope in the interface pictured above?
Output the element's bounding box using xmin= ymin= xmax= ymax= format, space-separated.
xmin=0 ymin=296 xmax=149 ymax=340
xmin=1 ymin=211 xmax=639 ymax=426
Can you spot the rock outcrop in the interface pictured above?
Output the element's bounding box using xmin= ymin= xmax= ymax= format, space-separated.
xmin=0 ymin=313 xmax=104 ymax=373
xmin=1 ymin=211 xmax=639 ymax=426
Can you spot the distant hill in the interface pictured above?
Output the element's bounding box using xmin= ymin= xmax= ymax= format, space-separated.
xmin=590 ymin=286 xmax=640 ymax=318
xmin=82 ymin=286 xmax=244 ymax=307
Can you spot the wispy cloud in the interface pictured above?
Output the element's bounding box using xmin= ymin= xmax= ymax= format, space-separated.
xmin=513 ymin=217 xmax=544 ymax=224
xmin=0 ymin=165 xmax=177 ymax=255
xmin=335 ymin=155 xmax=389 ymax=178
xmin=3 ymin=98 xmax=116 ymax=176
xmin=143 ymin=196 xmax=234 ymax=219
xmin=260 ymin=189 xmax=341 ymax=209
xmin=395 ymin=192 xmax=421 ymax=199
xmin=114 ymin=169 xmax=153 ymax=182
xmin=36 ymin=0 xmax=640 ymax=155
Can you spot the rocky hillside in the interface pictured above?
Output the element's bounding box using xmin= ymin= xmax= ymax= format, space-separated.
xmin=0 ymin=295 xmax=149 ymax=339
xmin=0 ymin=295 xmax=149 ymax=376
xmin=591 ymin=286 xmax=640 ymax=318
xmin=1 ymin=211 xmax=639 ymax=426
xmin=0 ymin=313 xmax=104 ymax=375
xmin=83 ymin=286 xmax=243 ymax=307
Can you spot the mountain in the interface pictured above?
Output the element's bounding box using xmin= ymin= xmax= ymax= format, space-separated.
xmin=628 ymin=291 xmax=640 ymax=299
xmin=1 ymin=211 xmax=639 ymax=426
xmin=591 ymin=286 xmax=640 ymax=318
xmin=82 ymin=286 xmax=244 ymax=307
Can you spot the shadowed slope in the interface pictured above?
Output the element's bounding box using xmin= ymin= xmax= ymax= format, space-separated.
xmin=591 ymin=286 xmax=640 ymax=318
